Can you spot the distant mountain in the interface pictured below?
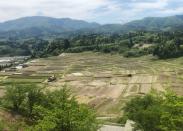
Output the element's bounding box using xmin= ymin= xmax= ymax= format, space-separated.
xmin=92 ymin=15 xmax=183 ymax=33
xmin=122 ymin=15 xmax=183 ymax=31
xmin=0 ymin=15 xmax=183 ymax=39
xmin=0 ymin=16 xmax=100 ymax=32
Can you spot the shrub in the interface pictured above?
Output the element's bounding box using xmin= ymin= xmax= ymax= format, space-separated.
xmin=122 ymin=90 xmax=183 ymax=131
xmin=2 ymin=84 xmax=99 ymax=131
xmin=123 ymin=48 xmax=149 ymax=57
xmin=153 ymin=40 xmax=182 ymax=59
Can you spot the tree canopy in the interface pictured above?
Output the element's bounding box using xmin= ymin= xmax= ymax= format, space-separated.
xmin=121 ymin=90 xmax=183 ymax=131
xmin=1 ymin=84 xmax=99 ymax=131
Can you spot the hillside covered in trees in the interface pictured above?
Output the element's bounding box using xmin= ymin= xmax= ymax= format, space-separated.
xmin=1 ymin=30 xmax=183 ymax=59
xmin=1 ymin=15 xmax=183 ymax=59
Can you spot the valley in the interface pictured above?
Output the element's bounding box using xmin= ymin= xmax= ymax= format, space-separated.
xmin=1 ymin=1 xmax=183 ymax=130
xmin=1 ymin=52 xmax=183 ymax=118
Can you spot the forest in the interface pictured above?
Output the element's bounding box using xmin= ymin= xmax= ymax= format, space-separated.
xmin=1 ymin=31 xmax=183 ymax=59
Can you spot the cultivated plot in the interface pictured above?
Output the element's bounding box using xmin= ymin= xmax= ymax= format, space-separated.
xmin=1 ymin=52 xmax=183 ymax=116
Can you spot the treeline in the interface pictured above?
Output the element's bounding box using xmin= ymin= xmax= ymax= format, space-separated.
xmin=1 ymin=31 xmax=183 ymax=59
xmin=0 ymin=38 xmax=70 ymax=57
xmin=0 ymin=40 xmax=31 ymax=56
xmin=0 ymin=84 xmax=99 ymax=130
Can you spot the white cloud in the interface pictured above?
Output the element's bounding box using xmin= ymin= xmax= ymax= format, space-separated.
xmin=0 ymin=0 xmax=115 ymax=22
xmin=132 ymin=0 xmax=168 ymax=10
xmin=0 ymin=0 xmax=182 ymax=24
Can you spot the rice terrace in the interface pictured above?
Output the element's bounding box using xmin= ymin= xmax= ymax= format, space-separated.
xmin=1 ymin=52 xmax=183 ymax=117
xmin=1 ymin=2 xmax=183 ymax=129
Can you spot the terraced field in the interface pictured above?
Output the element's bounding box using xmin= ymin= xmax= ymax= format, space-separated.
xmin=1 ymin=52 xmax=183 ymax=117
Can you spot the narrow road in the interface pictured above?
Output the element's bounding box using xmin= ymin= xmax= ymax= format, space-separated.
xmin=99 ymin=120 xmax=134 ymax=131
xmin=99 ymin=125 xmax=124 ymax=131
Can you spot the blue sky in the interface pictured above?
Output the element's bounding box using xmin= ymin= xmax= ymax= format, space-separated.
xmin=0 ymin=0 xmax=183 ymax=24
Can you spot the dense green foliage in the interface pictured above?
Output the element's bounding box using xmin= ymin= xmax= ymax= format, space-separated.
xmin=121 ymin=91 xmax=183 ymax=131
xmin=153 ymin=40 xmax=183 ymax=59
xmin=0 ymin=30 xmax=183 ymax=59
xmin=0 ymin=40 xmax=31 ymax=56
xmin=1 ymin=84 xmax=99 ymax=131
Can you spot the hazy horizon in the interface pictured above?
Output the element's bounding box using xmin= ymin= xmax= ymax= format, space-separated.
xmin=0 ymin=0 xmax=183 ymax=24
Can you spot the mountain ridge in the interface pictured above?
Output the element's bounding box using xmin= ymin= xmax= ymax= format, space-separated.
xmin=0 ymin=15 xmax=183 ymax=39
xmin=0 ymin=16 xmax=100 ymax=32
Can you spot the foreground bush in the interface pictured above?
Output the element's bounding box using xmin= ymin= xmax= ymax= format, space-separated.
xmin=1 ymin=84 xmax=99 ymax=131
xmin=121 ymin=90 xmax=183 ymax=131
